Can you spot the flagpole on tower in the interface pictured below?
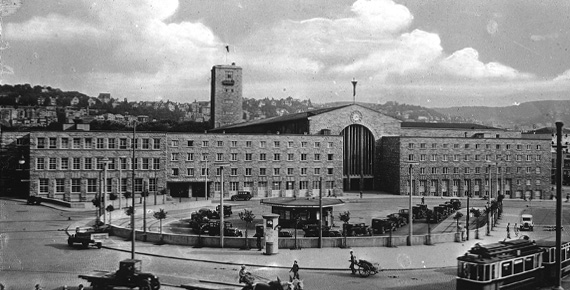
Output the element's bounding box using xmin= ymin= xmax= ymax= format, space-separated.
xmin=351 ymin=78 xmax=358 ymax=104
xmin=225 ymin=45 xmax=229 ymax=64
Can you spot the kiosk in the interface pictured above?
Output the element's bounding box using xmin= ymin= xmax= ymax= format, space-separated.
xmin=263 ymin=214 xmax=280 ymax=255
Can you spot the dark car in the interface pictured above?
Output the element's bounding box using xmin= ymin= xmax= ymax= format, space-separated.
xmin=371 ymin=218 xmax=395 ymax=234
xmin=208 ymin=221 xmax=243 ymax=237
xmin=449 ymin=198 xmax=462 ymax=210
xmin=230 ymin=191 xmax=252 ymax=201
xmin=278 ymin=230 xmax=293 ymax=237
xmin=215 ymin=205 xmax=233 ymax=217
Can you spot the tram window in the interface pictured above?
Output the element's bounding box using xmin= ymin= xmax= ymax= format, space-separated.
xmin=525 ymin=256 xmax=534 ymax=271
xmin=477 ymin=264 xmax=485 ymax=281
xmin=469 ymin=264 xmax=477 ymax=280
xmin=513 ymin=259 xmax=523 ymax=274
xmin=501 ymin=261 xmax=512 ymax=277
xmin=491 ymin=264 xmax=496 ymax=279
xmin=484 ymin=265 xmax=490 ymax=281
xmin=563 ymin=248 xmax=567 ymax=262
xmin=566 ymin=247 xmax=570 ymax=261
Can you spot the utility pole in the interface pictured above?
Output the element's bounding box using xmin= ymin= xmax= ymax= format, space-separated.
xmin=318 ymin=177 xmax=323 ymax=248
xmin=131 ymin=120 xmax=136 ymax=259
xmin=554 ymin=122 xmax=565 ymax=290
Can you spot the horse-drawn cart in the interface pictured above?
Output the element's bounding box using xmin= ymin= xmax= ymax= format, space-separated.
xmin=355 ymin=259 xmax=381 ymax=277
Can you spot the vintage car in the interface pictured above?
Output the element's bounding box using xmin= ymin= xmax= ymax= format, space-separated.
xmin=371 ymin=218 xmax=396 ymax=234
xmin=230 ymin=191 xmax=253 ymax=201
xmin=208 ymin=221 xmax=243 ymax=237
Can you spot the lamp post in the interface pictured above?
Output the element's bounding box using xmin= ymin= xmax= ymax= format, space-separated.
xmin=217 ymin=163 xmax=230 ymax=248
xmin=554 ymin=122 xmax=565 ymax=290
xmin=404 ymin=161 xmax=419 ymax=246
xmin=131 ymin=120 xmax=136 ymax=259
xmin=100 ymin=157 xmax=110 ymax=225
xmin=465 ymin=181 xmax=470 ymax=241
xmin=205 ymin=157 xmax=208 ymax=200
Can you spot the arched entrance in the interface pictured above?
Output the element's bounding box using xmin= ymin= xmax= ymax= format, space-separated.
xmin=341 ymin=124 xmax=375 ymax=191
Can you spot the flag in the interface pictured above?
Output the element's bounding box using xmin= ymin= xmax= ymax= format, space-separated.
xmin=225 ymin=45 xmax=229 ymax=53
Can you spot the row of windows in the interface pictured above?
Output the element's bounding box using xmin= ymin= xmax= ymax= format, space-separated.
xmin=169 ymin=167 xmax=335 ymax=176
xmin=409 ymin=143 xmax=543 ymax=151
xmin=35 ymin=157 xmax=161 ymax=170
xmin=408 ymin=154 xmax=542 ymax=162
xmin=37 ymin=178 xmax=334 ymax=194
xmin=36 ymin=137 xmax=161 ymax=150
xmin=38 ymin=177 xmax=153 ymax=194
xmin=458 ymin=253 xmax=540 ymax=282
xmin=170 ymin=152 xmax=335 ymax=162
xmin=410 ymin=178 xmax=543 ymax=187
xmin=171 ymin=140 xmax=334 ymax=149
xmin=408 ymin=166 xmax=543 ymax=175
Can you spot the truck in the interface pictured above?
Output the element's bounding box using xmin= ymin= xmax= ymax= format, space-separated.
xmin=520 ymin=214 xmax=534 ymax=231
xmin=67 ymin=226 xmax=109 ymax=249
xmin=79 ymin=259 xmax=160 ymax=290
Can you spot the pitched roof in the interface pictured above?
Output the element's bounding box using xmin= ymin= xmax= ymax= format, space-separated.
xmin=401 ymin=122 xmax=500 ymax=130
xmin=211 ymin=104 xmax=352 ymax=131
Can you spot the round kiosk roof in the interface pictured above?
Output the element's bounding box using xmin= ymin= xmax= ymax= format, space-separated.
xmin=260 ymin=197 xmax=345 ymax=208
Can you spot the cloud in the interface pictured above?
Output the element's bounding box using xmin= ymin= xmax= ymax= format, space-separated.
xmin=553 ymin=69 xmax=570 ymax=81
xmin=5 ymin=0 xmax=223 ymax=100
xmin=530 ymin=32 xmax=559 ymax=41
xmin=439 ymin=48 xmax=534 ymax=80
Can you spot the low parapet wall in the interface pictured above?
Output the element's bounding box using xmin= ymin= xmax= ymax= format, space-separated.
xmin=111 ymin=225 xmax=477 ymax=249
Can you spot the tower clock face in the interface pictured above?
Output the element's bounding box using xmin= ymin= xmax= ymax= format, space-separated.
xmin=350 ymin=111 xmax=362 ymax=122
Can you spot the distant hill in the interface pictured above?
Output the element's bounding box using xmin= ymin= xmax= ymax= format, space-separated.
xmin=432 ymin=100 xmax=570 ymax=131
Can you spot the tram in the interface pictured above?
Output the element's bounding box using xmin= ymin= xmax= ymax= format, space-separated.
xmin=456 ymin=239 xmax=544 ymax=290
xmin=535 ymin=237 xmax=570 ymax=285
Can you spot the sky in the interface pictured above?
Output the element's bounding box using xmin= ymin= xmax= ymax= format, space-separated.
xmin=1 ymin=0 xmax=570 ymax=108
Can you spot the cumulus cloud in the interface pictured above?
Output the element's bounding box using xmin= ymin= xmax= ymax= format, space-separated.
xmin=5 ymin=0 xmax=223 ymax=99
xmin=439 ymin=48 xmax=534 ymax=80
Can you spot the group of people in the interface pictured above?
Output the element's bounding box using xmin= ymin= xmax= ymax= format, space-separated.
xmin=506 ymin=223 xmax=520 ymax=239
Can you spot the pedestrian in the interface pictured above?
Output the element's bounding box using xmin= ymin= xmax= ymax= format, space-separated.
xmin=256 ymin=234 xmax=262 ymax=251
xmin=506 ymin=223 xmax=511 ymax=239
xmin=328 ymin=189 xmax=331 ymax=197
xmin=514 ymin=223 xmax=519 ymax=237
xmin=289 ymin=260 xmax=300 ymax=280
xmin=421 ymin=196 xmax=425 ymax=205
xmin=238 ymin=265 xmax=248 ymax=284
xmin=359 ymin=191 xmax=363 ymax=199
xmin=349 ymin=250 xmax=357 ymax=275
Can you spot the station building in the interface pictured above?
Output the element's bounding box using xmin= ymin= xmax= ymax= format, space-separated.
xmin=0 ymin=63 xmax=554 ymax=204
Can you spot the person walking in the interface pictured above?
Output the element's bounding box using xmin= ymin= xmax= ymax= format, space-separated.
xmin=256 ymin=234 xmax=262 ymax=251
xmin=506 ymin=223 xmax=511 ymax=239
xmin=421 ymin=196 xmax=425 ymax=205
xmin=514 ymin=223 xmax=519 ymax=237
xmin=349 ymin=250 xmax=357 ymax=275
xmin=289 ymin=260 xmax=300 ymax=280
xmin=359 ymin=191 xmax=363 ymax=199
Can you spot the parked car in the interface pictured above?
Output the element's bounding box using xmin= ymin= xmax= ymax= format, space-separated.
xmin=387 ymin=213 xmax=407 ymax=228
xmin=371 ymin=218 xmax=395 ymax=234
xmin=398 ymin=209 xmax=412 ymax=223
xmin=343 ymin=223 xmax=370 ymax=236
xmin=278 ymin=230 xmax=293 ymax=237
xmin=215 ymin=205 xmax=233 ymax=217
xmin=449 ymin=198 xmax=462 ymax=210
xmin=412 ymin=204 xmax=428 ymax=219
xmin=208 ymin=221 xmax=243 ymax=236
xmin=230 ymin=191 xmax=252 ymax=201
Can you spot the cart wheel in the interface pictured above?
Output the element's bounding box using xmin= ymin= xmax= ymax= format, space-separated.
xmin=358 ymin=265 xmax=371 ymax=277
xmin=139 ymin=279 xmax=152 ymax=290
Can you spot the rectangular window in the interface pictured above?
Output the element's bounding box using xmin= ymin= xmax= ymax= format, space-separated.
xmin=187 ymin=168 xmax=194 ymax=176
xmin=442 ymin=167 xmax=449 ymax=174
xmin=408 ymin=154 xmax=415 ymax=161
xmin=37 ymin=137 xmax=46 ymax=149
xmin=84 ymin=158 xmax=93 ymax=170
xmin=517 ymin=144 xmax=522 ymax=150
xmin=142 ymin=158 xmax=150 ymax=170
xmin=301 ymin=168 xmax=307 ymax=175
xmin=328 ymin=154 xmax=334 ymax=161
xmin=536 ymin=155 xmax=541 ymax=161
xmin=300 ymin=181 xmax=308 ymax=190
xmin=201 ymin=167 xmax=209 ymax=176
xmin=260 ymin=153 xmax=266 ymax=161
xmin=73 ymin=138 xmax=82 ymax=149
xmin=420 ymin=154 xmax=426 ymax=161
xmin=274 ymin=153 xmax=280 ymax=161
xmin=259 ymin=168 xmax=266 ymax=176
xmin=301 ymin=154 xmax=307 ymax=161
xmin=217 ymin=140 xmax=223 ymax=147
xmin=187 ymin=153 xmax=194 ymax=161
xmin=171 ymin=153 xmax=179 ymax=161
xmin=301 ymin=142 xmax=307 ymax=148
xmin=432 ymin=167 xmax=438 ymax=174
xmin=287 ymin=168 xmax=294 ymax=175
xmin=49 ymin=157 xmax=57 ymax=170
xmin=187 ymin=140 xmax=194 ymax=147
xmin=170 ymin=140 xmax=179 ymax=147
xmin=260 ymin=141 xmax=266 ymax=148
xmin=39 ymin=179 xmax=49 ymax=193
xmin=84 ymin=138 xmax=92 ymax=149
xmin=502 ymin=261 xmax=512 ymax=277
xmin=231 ymin=141 xmax=238 ymax=147
xmin=153 ymin=158 xmax=160 ymax=170
xmin=328 ymin=142 xmax=334 ymax=148
xmin=442 ymin=155 xmax=448 ymax=161
xmin=72 ymin=158 xmax=81 ymax=170
xmin=171 ymin=168 xmax=179 ymax=176
xmin=71 ymin=178 xmax=81 ymax=193
xmin=231 ymin=153 xmax=238 ymax=161
xmin=453 ymin=155 xmax=459 ymax=161
xmin=87 ymin=179 xmax=97 ymax=193
xmin=537 ymin=145 xmax=542 ymax=150
xmin=245 ymin=141 xmax=252 ymax=147
xmin=61 ymin=138 xmax=69 ymax=149
xmin=464 ymin=155 xmax=470 ymax=161
xmin=97 ymin=138 xmax=105 ymax=149
xmin=314 ymin=154 xmax=321 ymax=161
xmin=327 ymin=168 xmax=334 ymax=175
xmin=142 ymin=138 xmax=150 ymax=149
xmin=61 ymin=158 xmax=69 ymax=170
xmin=245 ymin=153 xmax=252 ymax=161
xmin=49 ymin=138 xmax=57 ymax=149
xmin=119 ymin=138 xmax=128 ymax=149
xmin=273 ymin=168 xmax=280 ymax=175
xmin=217 ymin=153 xmax=223 ymax=161
xmin=453 ymin=144 xmax=460 ymax=149
xmin=314 ymin=142 xmax=321 ymax=148
xmin=245 ymin=168 xmax=252 ymax=176
xmin=420 ymin=143 xmax=426 ymax=149
xmin=287 ymin=153 xmax=294 ymax=161
xmin=535 ymin=167 xmax=541 ymax=174
xmin=202 ymin=140 xmax=209 ymax=147
xmin=36 ymin=157 xmax=45 ymax=170
xmin=107 ymin=138 xmax=115 ymax=149
xmin=314 ymin=168 xmax=320 ymax=175
xmin=230 ymin=168 xmax=238 ymax=176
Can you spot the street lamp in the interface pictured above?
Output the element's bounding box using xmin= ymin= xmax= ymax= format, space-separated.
xmin=204 ymin=157 xmax=209 ymax=200
xmin=404 ymin=161 xmax=419 ymax=246
xmin=118 ymin=156 xmax=127 ymax=209
xmin=216 ymin=163 xmax=230 ymax=248
xmin=131 ymin=120 xmax=137 ymax=259
xmin=100 ymin=157 xmax=110 ymax=225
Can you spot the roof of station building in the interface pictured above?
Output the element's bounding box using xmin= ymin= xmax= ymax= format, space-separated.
xmin=260 ymin=197 xmax=345 ymax=208
xmin=401 ymin=122 xmax=500 ymax=130
xmin=210 ymin=104 xmax=353 ymax=131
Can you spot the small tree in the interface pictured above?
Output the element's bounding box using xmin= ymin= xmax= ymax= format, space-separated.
xmin=106 ymin=205 xmax=115 ymax=225
xmin=238 ymin=209 xmax=256 ymax=249
xmin=153 ymin=208 xmax=168 ymax=243
xmin=339 ymin=211 xmax=350 ymax=248
xmin=453 ymin=211 xmax=464 ymax=233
